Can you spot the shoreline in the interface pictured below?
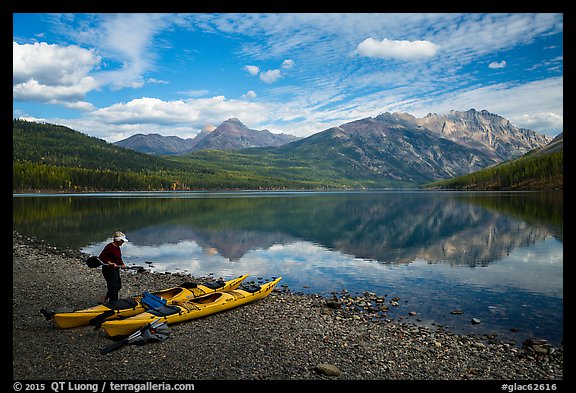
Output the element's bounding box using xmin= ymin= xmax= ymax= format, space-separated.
xmin=13 ymin=231 xmax=563 ymax=381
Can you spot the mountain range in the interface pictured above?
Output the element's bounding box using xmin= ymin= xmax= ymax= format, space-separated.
xmin=178 ymin=109 xmax=551 ymax=186
xmin=13 ymin=108 xmax=559 ymax=191
xmin=114 ymin=117 xmax=300 ymax=154
xmin=115 ymin=109 xmax=551 ymax=165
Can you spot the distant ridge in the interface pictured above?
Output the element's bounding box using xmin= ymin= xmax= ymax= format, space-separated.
xmin=114 ymin=118 xmax=300 ymax=154
xmin=114 ymin=133 xmax=196 ymax=154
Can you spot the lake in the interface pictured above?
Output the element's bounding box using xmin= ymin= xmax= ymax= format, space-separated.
xmin=13 ymin=190 xmax=563 ymax=347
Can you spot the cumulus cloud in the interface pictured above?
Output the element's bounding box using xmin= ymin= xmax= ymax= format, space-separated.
xmin=13 ymin=41 xmax=101 ymax=105
xmin=241 ymin=90 xmax=257 ymax=99
xmin=355 ymin=38 xmax=439 ymax=60
xmin=513 ymin=112 xmax=563 ymax=135
xmin=244 ymin=59 xmax=294 ymax=83
xmin=488 ymin=60 xmax=507 ymax=69
xmin=282 ymin=59 xmax=295 ymax=69
xmin=259 ymin=69 xmax=282 ymax=83
xmin=89 ymin=96 xmax=269 ymax=128
xmin=91 ymin=97 xmax=198 ymax=125
xmin=244 ymin=65 xmax=260 ymax=75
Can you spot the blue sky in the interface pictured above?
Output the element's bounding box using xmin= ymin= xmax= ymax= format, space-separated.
xmin=13 ymin=13 xmax=563 ymax=142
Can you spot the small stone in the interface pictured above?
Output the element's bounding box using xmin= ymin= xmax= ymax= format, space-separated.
xmin=532 ymin=345 xmax=549 ymax=355
xmin=325 ymin=300 xmax=340 ymax=309
xmin=524 ymin=338 xmax=547 ymax=346
xmin=315 ymin=363 xmax=342 ymax=377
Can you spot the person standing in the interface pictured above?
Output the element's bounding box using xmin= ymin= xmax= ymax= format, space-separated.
xmin=99 ymin=231 xmax=128 ymax=303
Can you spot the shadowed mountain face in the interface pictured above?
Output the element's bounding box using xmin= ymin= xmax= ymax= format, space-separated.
xmin=273 ymin=115 xmax=498 ymax=183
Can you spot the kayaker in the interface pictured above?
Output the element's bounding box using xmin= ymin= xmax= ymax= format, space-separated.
xmin=99 ymin=231 xmax=128 ymax=303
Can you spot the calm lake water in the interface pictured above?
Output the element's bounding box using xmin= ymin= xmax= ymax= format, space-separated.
xmin=13 ymin=190 xmax=563 ymax=347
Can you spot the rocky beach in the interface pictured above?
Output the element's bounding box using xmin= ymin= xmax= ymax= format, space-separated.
xmin=13 ymin=231 xmax=563 ymax=384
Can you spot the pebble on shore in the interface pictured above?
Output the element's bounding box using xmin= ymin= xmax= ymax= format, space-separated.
xmin=13 ymin=231 xmax=563 ymax=381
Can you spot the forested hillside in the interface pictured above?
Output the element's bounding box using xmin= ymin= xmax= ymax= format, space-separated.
xmin=13 ymin=119 xmax=562 ymax=192
xmin=13 ymin=119 xmax=187 ymax=171
xmin=13 ymin=120 xmax=191 ymax=191
xmin=423 ymin=134 xmax=563 ymax=191
xmin=12 ymin=120 xmax=347 ymax=191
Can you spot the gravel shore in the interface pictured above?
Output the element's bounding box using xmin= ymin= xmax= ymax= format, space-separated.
xmin=13 ymin=231 xmax=564 ymax=383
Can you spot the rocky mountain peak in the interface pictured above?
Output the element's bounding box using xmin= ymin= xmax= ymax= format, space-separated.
xmin=414 ymin=109 xmax=550 ymax=161
xmin=184 ymin=118 xmax=300 ymax=153
xmin=224 ymin=117 xmax=243 ymax=124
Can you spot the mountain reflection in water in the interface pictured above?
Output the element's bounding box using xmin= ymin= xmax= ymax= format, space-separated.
xmin=13 ymin=191 xmax=563 ymax=346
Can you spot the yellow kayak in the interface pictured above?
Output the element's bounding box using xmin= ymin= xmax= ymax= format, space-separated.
xmin=102 ymin=277 xmax=282 ymax=337
xmin=42 ymin=274 xmax=249 ymax=328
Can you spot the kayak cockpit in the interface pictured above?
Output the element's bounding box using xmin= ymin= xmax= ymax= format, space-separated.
xmin=154 ymin=287 xmax=187 ymax=299
xmin=190 ymin=292 xmax=224 ymax=304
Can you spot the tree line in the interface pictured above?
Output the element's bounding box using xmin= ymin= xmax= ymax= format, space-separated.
xmin=13 ymin=119 xmax=563 ymax=192
xmin=425 ymin=149 xmax=563 ymax=190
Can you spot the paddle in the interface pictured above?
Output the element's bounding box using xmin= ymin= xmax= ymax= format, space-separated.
xmin=85 ymin=256 xmax=141 ymax=271
xmin=100 ymin=318 xmax=168 ymax=355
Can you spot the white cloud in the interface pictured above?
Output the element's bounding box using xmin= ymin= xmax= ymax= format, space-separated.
xmin=355 ymin=38 xmax=439 ymax=60
xmin=64 ymin=13 xmax=171 ymax=90
xmin=488 ymin=60 xmax=507 ymax=69
xmin=282 ymin=59 xmax=295 ymax=69
xmin=241 ymin=90 xmax=257 ymax=99
xmin=86 ymin=95 xmax=270 ymax=139
xmin=91 ymin=97 xmax=200 ymax=125
xmin=147 ymin=78 xmax=170 ymax=84
xmin=513 ymin=112 xmax=563 ymax=135
xmin=259 ymin=69 xmax=282 ymax=83
xmin=244 ymin=65 xmax=260 ymax=75
xmin=13 ymin=41 xmax=101 ymax=103
xmin=61 ymin=100 xmax=97 ymax=111
xmin=246 ymin=63 xmax=288 ymax=84
xmin=177 ymin=89 xmax=210 ymax=97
